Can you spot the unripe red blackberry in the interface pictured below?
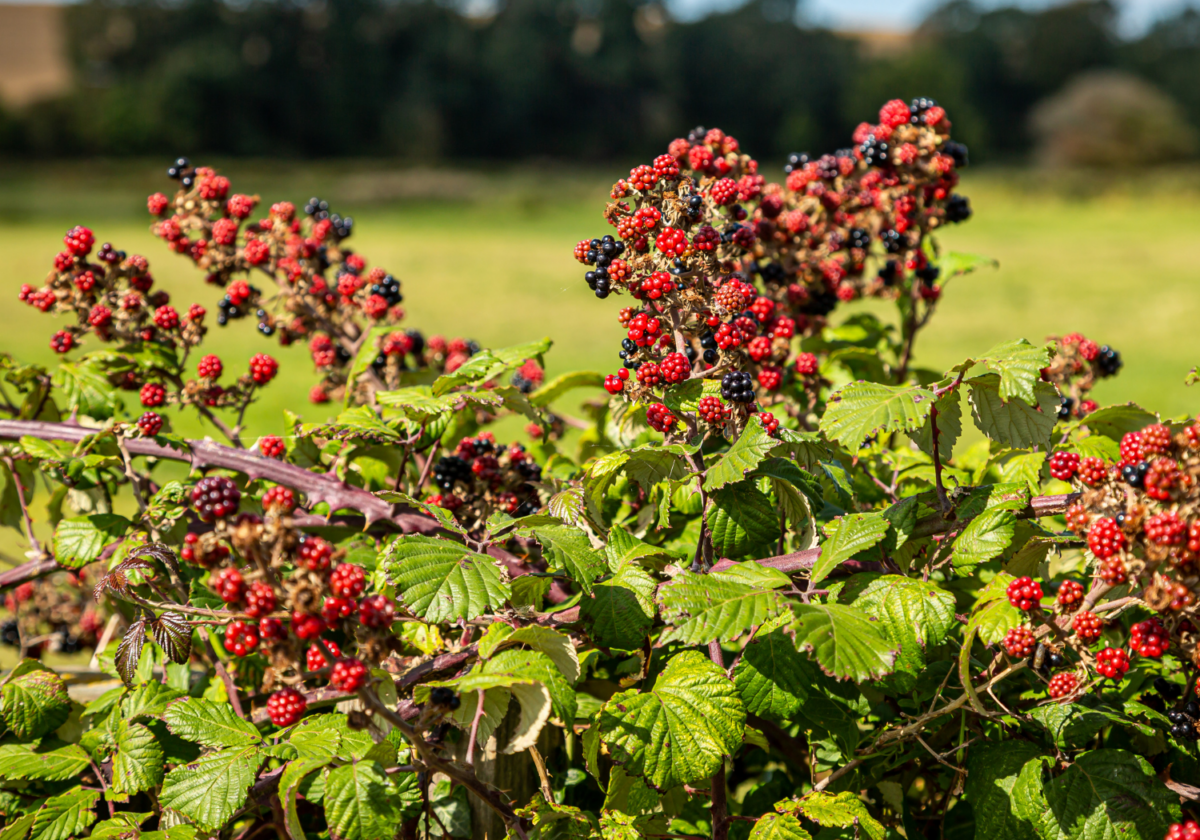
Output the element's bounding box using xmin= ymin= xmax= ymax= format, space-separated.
xmin=212 ymin=567 xmax=245 ymax=604
xmin=64 ymin=225 xmax=95 ymax=256
xmin=262 ymin=486 xmax=296 ymax=514
xmin=197 ymin=354 xmax=223 ymax=380
xmin=1047 ymin=672 xmax=1078 ymax=700
xmin=297 ymin=535 xmax=333 ymax=571
xmin=655 ymin=227 xmax=688 ymax=257
xmin=1095 ymin=647 xmax=1129 ymax=680
xmin=291 ymin=611 xmax=325 ymax=640
xmin=1002 ymin=626 xmax=1036 ymax=658
xmin=259 ymin=616 xmax=286 ymax=642
xmin=603 ymin=374 xmax=624 ymax=395
xmin=1166 ymin=821 xmax=1200 ymax=840
xmin=191 ymin=476 xmax=241 ymax=522
xmin=794 ymin=352 xmax=819 ymax=376
xmin=1065 ymin=503 xmax=1090 ymax=534
xmin=1006 ymin=576 xmax=1043 ymax=611
xmin=73 ymin=270 xmax=96 ymax=292
xmin=1077 ymin=456 xmax=1109 ymax=486
xmin=1098 ymin=557 xmax=1128 ymax=585
xmin=89 ymin=305 xmax=113 ymax=327
xmin=645 ymin=403 xmax=677 ymax=433
xmin=1048 ymin=451 xmax=1080 ymax=481
xmin=322 ymin=596 xmax=355 ymax=622
xmin=331 ymin=658 xmax=369 ymax=692
xmin=1119 ymin=432 xmax=1144 ymax=465
xmin=249 ymin=353 xmax=279 ymax=385
xmin=266 ymin=688 xmax=307 ymax=727
xmin=259 ymin=435 xmax=285 ymax=459
xmin=306 ymin=639 xmax=341 ymax=671
xmin=711 ymin=178 xmax=738 ymax=205
xmin=330 ymin=564 xmax=367 ymax=599
xmin=714 ymin=323 xmax=744 ymax=350
xmin=1130 ymin=619 xmax=1169 ymax=658
xmin=153 ymin=305 xmax=180 ymax=330
xmin=1145 ymin=511 xmax=1187 ymax=546
xmin=1140 ymin=423 xmax=1173 ymax=456
xmin=756 ymin=411 xmax=780 ymax=437
xmin=243 ymin=239 xmax=270 ymax=266
xmin=136 ymin=412 xmax=163 ymax=436
xmin=1145 ymin=458 xmax=1183 ymax=501
xmin=757 ymin=366 xmax=783 ymax=392
xmin=637 ymin=363 xmax=663 ymax=388
xmin=660 ymin=353 xmax=690 ymax=384
xmin=244 ymin=581 xmax=276 ymax=619
xmin=50 ymin=331 xmax=74 ymax=354
xmin=148 ymin=193 xmax=169 ymax=215
xmin=1072 ymin=610 xmax=1103 ymax=642
xmin=140 ymin=383 xmax=166 ymax=408
xmin=697 ymin=396 xmax=727 ymax=425
xmin=1056 ymin=580 xmax=1084 ymax=612
xmin=224 ymin=620 xmax=259 ymax=657
xmin=359 ymin=594 xmax=395 ymax=629
xmin=1087 ymin=517 xmax=1125 ymax=558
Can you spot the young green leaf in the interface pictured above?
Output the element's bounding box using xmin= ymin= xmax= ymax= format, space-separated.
xmin=598 ymin=650 xmax=745 ymax=790
xmin=967 ymin=374 xmax=1058 ymax=449
xmin=789 ymin=790 xmax=885 ymax=840
xmin=323 ymin=761 xmax=405 ymax=840
xmin=111 ymin=720 xmax=165 ymax=795
xmin=29 ymin=788 xmax=100 ymax=840
xmin=53 ymin=514 xmax=130 ymax=569
xmin=163 ymin=697 xmax=262 ymax=749
xmin=811 ymin=513 xmax=889 ymax=584
xmin=819 ymin=381 xmax=934 ymax=449
xmin=523 ymin=525 xmax=607 ymax=595
xmin=850 ymin=576 xmax=955 ymax=684
xmin=790 ymin=604 xmax=898 ymax=682
xmin=158 ymin=747 xmax=261 ymax=831
xmin=747 ymin=813 xmax=813 ymax=840
xmin=952 ymin=508 xmax=1017 ymax=568
xmin=381 ymin=535 xmax=511 ymax=622
xmin=704 ymin=422 xmax=778 ymax=491
xmin=658 ymin=570 xmax=784 ymax=645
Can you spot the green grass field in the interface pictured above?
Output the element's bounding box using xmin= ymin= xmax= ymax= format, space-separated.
xmin=0 ymin=158 xmax=1196 ymax=444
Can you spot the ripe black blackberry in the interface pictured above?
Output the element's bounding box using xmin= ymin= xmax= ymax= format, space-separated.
xmin=687 ymin=126 xmax=708 ymax=144
xmin=433 ymin=456 xmax=472 ymax=491
xmin=1 ymin=620 xmax=18 ymax=646
xmin=304 ymin=197 xmax=330 ymax=218
xmin=1156 ymin=677 xmax=1182 ymax=701
xmin=880 ymin=230 xmax=905 ymax=254
xmin=686 ymin=194 xmax=704 ymax=218
xmin=945 ymin=195 xmax=972 ymax=223
xmin=848 ymin=228 xmax=871 ymax=250
xmin=859 ymin=136 xmax=889 ymax=167
xmin=943 ymin=141 xmax=969 ymax=168
xmin=759 ymin=262 xmax=785 ymax=285
xmin=1057 ymin=396 xmax=1074 ymax=420
xmin=909 ymin=97 xmax=939 ymax=123
xmin=721 ymin=371 xmax=755 ymax=403
xmin=166 ymin=156 xmax=190 ymax=180
xmin=1096 ymin=346 xmax=1122 ymax=377
xmin=879 ymin=260 xmax=899 ymax=286
xmin=190 ymin=476 xmax=242 ymax=522
xmin=511 ymin=370 xmax=536 ymax=393
xmin=783 ymin=152 xmax=810 ymax=174
xmin=798 ymin=289 xmax=838 ymax=317
xmin=1121 ymin=461 xmax=1149 ymax=489
xmin=703 ymin=348 xmax=719 ymax=365
xmin=915 ymin=265 xmax=940 ymax=284
xmin=370 ymin=274 xmax=403 ymax=305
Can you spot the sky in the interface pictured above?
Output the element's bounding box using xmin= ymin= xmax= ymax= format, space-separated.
xmin=669 ymin=0 xmax=1198 ymax=35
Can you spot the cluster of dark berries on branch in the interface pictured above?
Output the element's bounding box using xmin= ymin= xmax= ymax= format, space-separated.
xmin=1043 ymin=332 xmax=1123 ymax=420
xmin=145 ymin=160 xmax=462 ymax=406
xmin=577 ymin=102 xmax=972 ymax=440
xmin=425 ymin=432 xmax=543 ymax=527
xmin=1 ymin=567 xmax=107 ymax=659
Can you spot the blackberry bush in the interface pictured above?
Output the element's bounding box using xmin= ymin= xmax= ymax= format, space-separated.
xmin=0 ymin=99 xmax=1192 ymax=840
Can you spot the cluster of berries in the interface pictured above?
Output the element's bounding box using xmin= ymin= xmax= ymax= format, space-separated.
xmin=425 ymin=432 xmax=543 ymax=528
xmin=146 ymin=159 xmax=448 ymax=405
xmin=579 ymin=103 xmax=972 ymax=439
xmin=0 ymin=566 xmax=106 ymax=658
xmin=172 ymin=472 xmax=394 ymax=725
xmin=19 ymin=226 xmax=206 ymax=357
xmin=1042 ymin=332 xmax=1123 ymax=420
xmin=1058 ymin=422 xmax=1200 ymax=633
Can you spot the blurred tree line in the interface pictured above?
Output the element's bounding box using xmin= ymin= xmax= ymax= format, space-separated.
xmin=1 ymin=0 xmax=1197 ymax=163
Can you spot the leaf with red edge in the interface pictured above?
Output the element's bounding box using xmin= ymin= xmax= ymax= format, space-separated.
xmin=150 ymin=612 xmax=192 ymax=664
xmin=116 ymin=619 xmax=147 ymax=687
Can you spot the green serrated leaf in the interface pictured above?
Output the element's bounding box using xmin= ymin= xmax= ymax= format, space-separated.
xmin=952 ymin=507 xmax=1017 ymax=568
xmin=911 ymin=388 xmax=962 ymax=461
xmin=820 ymin=381 xmax=934 ymax=449
xmin=963 ymin=741 xmax=1041 ymax=840
xmin=158 ymin=746 xmax=260 ymax=831
xmin=956 ymin=339 xmax=1052 ymax=404
xmin=709 ymin=484 xmax=778 ymax=558
xmin=381 ymin=535 xmax=511 ymax=622
xmin=580 ymin=561 xmax=658 ymax=651
xmin=791 ymin=790 xmax=884 ymax=840
xmin=851 ymin=576 xmax=955 ymax=686
xmin=1079 ymin=403 xmax=1158 ymax=440
xmin=968 ymin=374 xmax=1058 ymax=449
xmin=29 ymin=788 xmax=99 ymax=840
xmin=790 ymin=604 xmax=898 ymax=682
xmin=1012 ymin=749 xmax=1179 ymax=840
xmin=1 ymin=663 xmax=71 ymax=739
xmin=732 ymin=622 xmax=816 ymax=722
xmin=525 ymin=525 xmax=608 ymax=595
xmin=747 ymin=813 xmax=812 ymax=840
xmin=111 ymin=720 xmax=165 ymax=795
xmin=324 ymin=760 xmax=404 ymax=840
xmin=0 ymin=742 xmax=90 ymax=781
xmin=598 ymin=650 xmax=745 ymax=791
xmin=704 ymin=423 xmax=778 ymax=492
xmin=162 ymin=697 xmax=261 ymax=749
xmin=658 ymin=570 xmax=783 ymax=645
xmin=53 ymin=514 xmax=130 ymax=569
xmin=811 ymin=513 xmax=889 ymax=583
